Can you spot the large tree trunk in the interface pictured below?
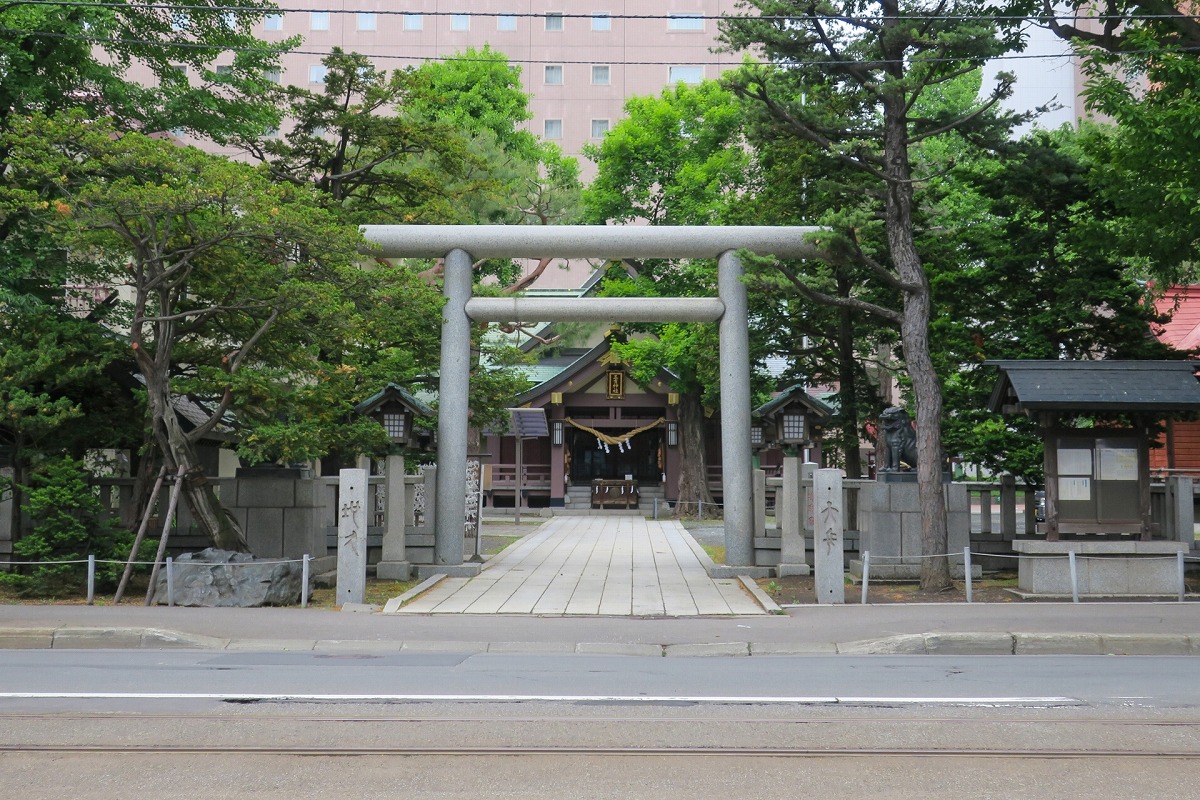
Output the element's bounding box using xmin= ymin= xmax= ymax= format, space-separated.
xmin=138 ymin=291 xmax=250 ymax=554
xmin=673 ymin=395 xmax=716 ymax=518
xmin=835 ymin=273 xmax=863 ymax=478
xmin=881 ymin=29 xmax=951 ymax=590
xmin=155 ymin=389 xmax=249 ymax=553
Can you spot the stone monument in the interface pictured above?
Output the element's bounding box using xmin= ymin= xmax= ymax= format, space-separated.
xmin=336 ymin=468 xmax=368 ymax=606
xmin=813 ymin=468 xmax=845 ymax=604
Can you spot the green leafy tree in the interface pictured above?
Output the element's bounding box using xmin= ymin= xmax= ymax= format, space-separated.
xmin=583 ymin=81 xmax=761 ymax=514
xmin=239 ymin=49 xmax=555 ymax=437
xmin=240 ymin=49 xmax=470 ymax=225
xmin=408 ymin=48 xmax=583 ymax=291
xmin=0 ymin=0 xmax=292 ymax=143
xmin=0 ymin=0 xmax=298 ymax=537
xmin=5 ymin=112 xmax=384 ymax=551
xmin=720 ymin=0 xmax=1029 ymax=589
xmin=925 ymin=128 xmax=1178 ymax=482
xmin=1037 ymin=0 xmax=1200 ymax=280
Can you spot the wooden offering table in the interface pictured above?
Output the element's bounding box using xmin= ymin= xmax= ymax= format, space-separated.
xmin=591 ymin=479 xmax=639 ymax=509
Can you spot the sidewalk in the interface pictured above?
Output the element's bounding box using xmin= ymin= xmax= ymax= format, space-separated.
xmin=1 ymin=601 xmax=1197 ymax=656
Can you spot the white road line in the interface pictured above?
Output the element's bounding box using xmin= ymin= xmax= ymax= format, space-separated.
xmin=0 ymin=692 xmax=1081 ymax=705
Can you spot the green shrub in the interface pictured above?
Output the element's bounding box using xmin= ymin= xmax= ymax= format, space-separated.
xmin=1 ymin=456 xmax=130 ymax=597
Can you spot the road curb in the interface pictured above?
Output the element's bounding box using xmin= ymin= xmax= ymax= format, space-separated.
xmin=0 ymin=627 xmax=1196 ymax=656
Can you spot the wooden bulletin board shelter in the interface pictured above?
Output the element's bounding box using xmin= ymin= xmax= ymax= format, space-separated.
xmin=987 ymin=360 xmax=1200 ymax=541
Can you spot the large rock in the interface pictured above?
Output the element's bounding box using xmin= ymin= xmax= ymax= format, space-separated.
xmin=153 ymin=548 xmax=309 ymax=607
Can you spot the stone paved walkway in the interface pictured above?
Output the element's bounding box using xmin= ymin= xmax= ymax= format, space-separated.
xmin=394 ymin=517 xmax=766 ymax=616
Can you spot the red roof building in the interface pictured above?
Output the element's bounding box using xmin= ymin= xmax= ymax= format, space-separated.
xmin=1150 ymin=285 xmax=1200 ymax=474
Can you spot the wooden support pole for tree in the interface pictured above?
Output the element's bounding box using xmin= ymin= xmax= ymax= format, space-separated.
xmin=113 ymin=465 xmax=168 ymax=605
xmin=144 ymin=466 xmax=187 ymax=606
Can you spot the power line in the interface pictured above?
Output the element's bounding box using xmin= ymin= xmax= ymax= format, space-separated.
xmin=7 ymin=0 xmax=1200 ymax=25
xmin=9 ymin=26 xmax=1190 ymax=68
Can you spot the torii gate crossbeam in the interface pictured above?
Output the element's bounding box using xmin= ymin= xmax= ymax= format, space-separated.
xmin=361 ymin=225 xmax=822 ymax=575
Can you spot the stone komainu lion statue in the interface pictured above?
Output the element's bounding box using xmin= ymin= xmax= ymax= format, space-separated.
xmin=880 ymin=406 xmax=917 ymax=471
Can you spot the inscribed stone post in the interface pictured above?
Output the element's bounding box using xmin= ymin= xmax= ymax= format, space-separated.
xmin=336 ymin=468 xmax=368 ymax=606
xmin=813 ymin=468 xmax=845 ymax=604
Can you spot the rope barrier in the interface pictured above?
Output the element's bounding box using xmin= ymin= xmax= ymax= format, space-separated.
xmin=857 ymin=546 xmax=1195 ymax=604
xmin=2 ymin=553 xmax=315 ymax=607
xmin=0 ymin=556 xmax=310 ymax=567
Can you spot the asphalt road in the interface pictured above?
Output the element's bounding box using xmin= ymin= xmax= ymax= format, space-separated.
xmin=2 ymin=650 xmax=1199 ymax=798
xmin=2 ymin=650 xmax=1200 ymax=708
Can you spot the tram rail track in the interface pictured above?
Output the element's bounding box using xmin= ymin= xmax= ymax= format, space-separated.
xmin=2 ymin=711 xmax=1200 ymax=727
xmin=3 ymin=743 xmax=1199 ymax=759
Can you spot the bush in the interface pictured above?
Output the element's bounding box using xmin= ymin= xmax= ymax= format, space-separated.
xmin=0 ymin=455 xmax=131 ymax=597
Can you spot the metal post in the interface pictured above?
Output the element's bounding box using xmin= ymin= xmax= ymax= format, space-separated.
xmin=301 ymin=554 xmax=310 ymax=608
xmin=1179 ymin=551 xmax=1187 ymax=603
xmin=165 ymin=556 xmax=174 ymax=608
xmin=86 ymin=555 xmax=95 ymax=606
xmin=860 ymin=551 xmax=870 ymax=604
xmin=964 ymin=547 xmax=973 ymax=603
xmin=718 ymin=250 xmax=754 ymax=567
xmin=653 ymin=497 xmax=659 ymax=520
xmin=515 ymin=435 xmax=523 ymax=525
xmin=434 ymin=247 xmax=472 ymax=566
xmin=1068 ymin=550 xmax=1079 ymax=603
xmin=474 ymin=483 xmax=485 ymax=559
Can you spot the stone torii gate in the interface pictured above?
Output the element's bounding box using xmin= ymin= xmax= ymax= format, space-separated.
xmin=361 ymin=225 xmax=821 ymax=576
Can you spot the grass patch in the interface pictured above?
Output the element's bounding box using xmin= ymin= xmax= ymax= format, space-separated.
xmin=306 ymin=578 xmax=420 ymax=609
xmin=701 ymin=544 xmax=726 ymax=564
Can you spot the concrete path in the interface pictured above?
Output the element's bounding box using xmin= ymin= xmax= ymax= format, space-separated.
xmin=393 ymin=517 xmax=766 ymax=616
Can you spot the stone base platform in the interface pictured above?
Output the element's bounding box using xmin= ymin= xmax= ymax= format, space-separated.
xmin=415 ymin=563 xmax=483 ymax=580
xmin=1013 ymin=540 xmax=1188 ymax=596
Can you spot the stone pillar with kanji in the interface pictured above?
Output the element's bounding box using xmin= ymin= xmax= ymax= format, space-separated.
xmin=813 ymin=468 xmax=845 ymax=604
xmin=336 ymin=468 xmax=368 ymax=606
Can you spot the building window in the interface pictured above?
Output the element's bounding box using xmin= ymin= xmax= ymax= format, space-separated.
xmin=221 ymin=11 xmax=237 ymax=29
xmin=591 ymin=119 xmax=610 ymax=138
xmin=668 ymin=65 xmax=704 ymax=84
xmin=264 ymin=13 xmax=283 ymax=31
xmin=170 ymin=12 xmax=189 ymax=31
xmin=545 ymin=12 xmax=564 ymax=31
xmin=668 ymin=14 xmax=704 ymax=30
xmin=497 ymin=14 xmax=517 ymax=31
xmin=357 ymin=13 xmax=376 ymax=31
xmin=451 ymin=14 xmax=470 ymax=31
xmin=310 ymin=11 xmax=329 ymax=31
xmin=403 ymin=14 xmax=423 ymax=30
xmin=544 ymin=65 xmax=563 ymax=85
xmin=263 ymin=69 xmax=281 ymax=84
xmin=309 ymin=65 xmax=327 ymax=84
xmin=544 ymin=119 xmax=563 ymax=139
xmin=215 ymin=65 xmax=233 ymax=77
xmin=591 ymin=65 xmax=610 ymax=85
xmin=591 ymin=13 xmax=611 ymax=31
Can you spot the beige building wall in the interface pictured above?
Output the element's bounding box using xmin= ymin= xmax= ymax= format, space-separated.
xmin=215 ymin=2 xmax=746 ymax=171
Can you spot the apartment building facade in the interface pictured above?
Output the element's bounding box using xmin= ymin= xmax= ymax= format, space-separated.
xmin=203 ymin=2 xmax=745 ymax=168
